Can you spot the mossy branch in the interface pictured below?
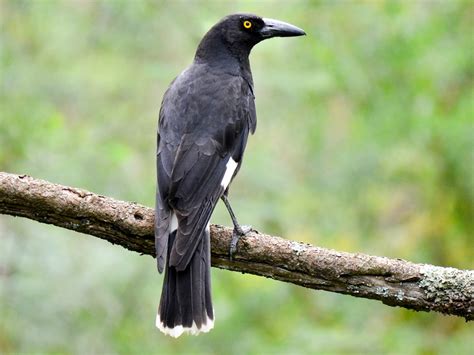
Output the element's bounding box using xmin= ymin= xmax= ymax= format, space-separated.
xmin=0 ymin=172 xmax=472 ymax=320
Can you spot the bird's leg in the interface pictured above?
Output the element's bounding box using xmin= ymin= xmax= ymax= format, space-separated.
xmin=221 ymin=194 xmax=251 ymax=259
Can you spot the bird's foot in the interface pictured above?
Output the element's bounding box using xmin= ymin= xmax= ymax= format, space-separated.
xmin=229 ymin=225 xmax=251 ymax=260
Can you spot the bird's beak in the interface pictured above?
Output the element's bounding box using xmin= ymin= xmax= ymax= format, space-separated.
xmin=260 ymin=18 xmax=306 ymax=38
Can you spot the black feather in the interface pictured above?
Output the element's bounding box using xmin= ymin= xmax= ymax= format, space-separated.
xmin=158 ymin=230 xmax=213 ymax=330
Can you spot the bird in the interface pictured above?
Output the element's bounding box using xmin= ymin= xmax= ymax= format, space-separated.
xmin=155 ymin=13 xmax=305 ymax=337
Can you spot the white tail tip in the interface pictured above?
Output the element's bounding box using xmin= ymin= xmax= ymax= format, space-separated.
xmin=155 ymin=313 xmax=214 ymax=338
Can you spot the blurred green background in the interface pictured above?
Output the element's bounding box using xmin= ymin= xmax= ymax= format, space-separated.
xmin=1 ymin=0 xmax=473 ymax=354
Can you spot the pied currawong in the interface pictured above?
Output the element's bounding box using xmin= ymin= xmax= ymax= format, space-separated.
xmin=155 ymin=13 xmax=305 ymax=337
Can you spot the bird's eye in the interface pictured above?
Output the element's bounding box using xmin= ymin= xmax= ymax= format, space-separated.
xmin=243 ymin=20 xmax=252 ymax=29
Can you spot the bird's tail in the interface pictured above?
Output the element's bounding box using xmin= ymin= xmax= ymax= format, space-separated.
xmin=156 ymin=229 xmax=214 ymax=337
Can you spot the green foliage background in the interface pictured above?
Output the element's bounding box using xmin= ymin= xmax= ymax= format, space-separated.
xmin=1 ymin=0 xmax=473 ymax=353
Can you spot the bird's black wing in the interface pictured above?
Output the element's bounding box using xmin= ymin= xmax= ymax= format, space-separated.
xmin=156 ymin=65 xmax=256 ymax=272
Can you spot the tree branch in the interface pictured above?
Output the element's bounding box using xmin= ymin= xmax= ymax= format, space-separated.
xmin=0 ymin=172 xmax=472 ymax=320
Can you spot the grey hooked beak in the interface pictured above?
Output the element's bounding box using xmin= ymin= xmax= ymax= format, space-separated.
xmin=260 ymin=18 xmax=306 ymax=38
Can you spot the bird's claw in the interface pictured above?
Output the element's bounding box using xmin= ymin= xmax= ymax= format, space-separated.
xmin=229 ymin=225 xmax=251 ymax=260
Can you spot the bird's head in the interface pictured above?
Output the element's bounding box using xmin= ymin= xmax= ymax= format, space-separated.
xmin=217 ymin=13 xmax=306 ymax=44
xmin=195 ymin=13 xmax=305 ymax=62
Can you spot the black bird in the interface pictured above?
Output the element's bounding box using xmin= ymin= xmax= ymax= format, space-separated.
xmin=155 ymin=13 xmax=305 ymax=337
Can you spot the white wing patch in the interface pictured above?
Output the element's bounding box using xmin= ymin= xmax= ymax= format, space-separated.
xmin=170 ymin=212 xmax=178 ymax=233
xmin=221 ymin=158 xmax=238 ymax=189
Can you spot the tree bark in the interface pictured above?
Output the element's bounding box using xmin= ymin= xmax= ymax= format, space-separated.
xmin=0 ymin=172 xmax=472 ymax=321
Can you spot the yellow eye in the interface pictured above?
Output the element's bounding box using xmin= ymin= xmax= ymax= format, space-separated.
xmin=243 ymin=20 xmax=252 ymax=29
